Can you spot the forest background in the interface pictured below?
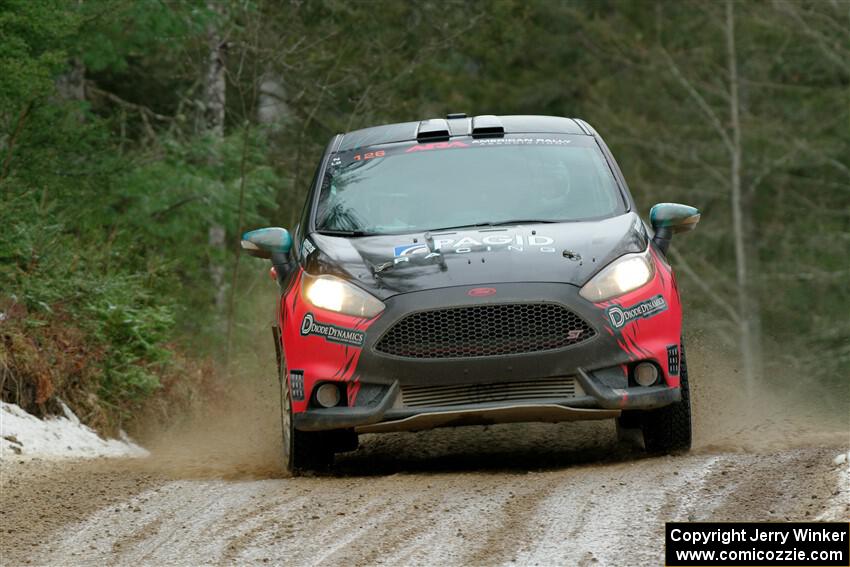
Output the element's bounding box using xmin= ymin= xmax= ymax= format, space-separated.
xmin=1 ymin=0 xmax=847 ymax=432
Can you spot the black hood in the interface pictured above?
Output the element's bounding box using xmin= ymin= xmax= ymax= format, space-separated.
xmin=304 ymin=213 xmax=648 ymax=300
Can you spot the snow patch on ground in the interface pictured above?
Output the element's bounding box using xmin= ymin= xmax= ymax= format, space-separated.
xmin=817 ymin=450 xmax=850 ymax=521
xmin=0 ymin=401 xmax=148 ymax=460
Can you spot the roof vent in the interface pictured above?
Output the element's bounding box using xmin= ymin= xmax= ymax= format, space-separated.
xmin=471 ymin=115 xmax=504 ymax=137
xmin=416 ymin=119 xmax=450 ymax=142
xmin=446 ymin=112 xmax=467 ymax=119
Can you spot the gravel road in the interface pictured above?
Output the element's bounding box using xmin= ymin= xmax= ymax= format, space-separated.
xmin=2 ymin=419 xmax=847 ymax=567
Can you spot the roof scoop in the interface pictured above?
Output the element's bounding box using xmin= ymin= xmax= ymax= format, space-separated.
xmin=416 ymin=119 xmax=450 ymax=142
xmin=471 ymin=115 xmax=504 ymax=137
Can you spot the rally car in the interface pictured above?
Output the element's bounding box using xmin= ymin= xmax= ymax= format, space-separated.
xmin=241 ymin=114 xmax=700 ymax=474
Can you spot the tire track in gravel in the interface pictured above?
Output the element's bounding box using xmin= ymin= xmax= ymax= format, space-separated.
xmin=0 ymin=459 xmax=163 ymax=566
xmin=461 ymin=473 xmax=564 ymax=566
xmin=503 ymin=457 xmax=690 ymax=567
xmin=676 ymin=448 xmax=848 ymax=522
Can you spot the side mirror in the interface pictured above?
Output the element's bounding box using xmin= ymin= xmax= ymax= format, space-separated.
xmin=649 ymin=203 xmax=700 ymax=253
xmin=241 ymin=227 xmax=292 ymax=259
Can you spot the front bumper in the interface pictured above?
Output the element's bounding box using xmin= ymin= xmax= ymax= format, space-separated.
xmin=284 ymin=278 xmax=683 ymax=433
xmin=294 ymin=367 xmax=681 ymax=432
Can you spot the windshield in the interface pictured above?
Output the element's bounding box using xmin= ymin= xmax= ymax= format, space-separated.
xmin=315 ymin=135 xmax=625 ymax=235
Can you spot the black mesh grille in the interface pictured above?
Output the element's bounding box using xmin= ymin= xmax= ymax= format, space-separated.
xmin=375 ymin=303 xmax=595 ymax=359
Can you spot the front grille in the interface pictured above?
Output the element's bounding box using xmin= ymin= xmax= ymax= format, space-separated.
xmin=374 ymin=303 xmax=594 ymax=359
xmin=401 ymin=377 xmax=579 ymax=408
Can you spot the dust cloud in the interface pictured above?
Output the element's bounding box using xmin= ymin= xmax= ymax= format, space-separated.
xmin=134 ymin=361 xmax=285 ymax=479
xmin=688 ymin=332 xmax=849 ymax=453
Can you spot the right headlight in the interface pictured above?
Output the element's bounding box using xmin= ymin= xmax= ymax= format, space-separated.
xmin=579 ymin=248 xmax=655 ymax=302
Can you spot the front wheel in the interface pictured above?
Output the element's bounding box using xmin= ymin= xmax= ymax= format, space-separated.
xmin=279 ymin=365 xmax=333 ymax=475
xmin=640 ymin=340 xmax=692 ymax=453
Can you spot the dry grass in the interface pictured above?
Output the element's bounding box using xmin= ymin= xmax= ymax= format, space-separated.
xmin=0 ymin=298 xmax=221 ymax=436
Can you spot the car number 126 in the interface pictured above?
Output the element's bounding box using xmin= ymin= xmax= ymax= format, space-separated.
xmin=353 ymin=150 xmax=385 ymax=161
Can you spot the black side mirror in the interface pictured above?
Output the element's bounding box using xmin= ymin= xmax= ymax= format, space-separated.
xmin=240 ymin=227 xmax=292 ymax=259
xmin=649 ymin=203 xmax=700 ymax=253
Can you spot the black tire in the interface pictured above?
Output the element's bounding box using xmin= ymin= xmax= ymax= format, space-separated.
xmin=615 ymin=409 xmax=644 ymax=445
xmin=640 ymin=340 xmax=692 ymax=453
xmin=617 ymin=410 xmax=643 ymax=430
xmin=279 ymin=364 xmax=333 ymax=475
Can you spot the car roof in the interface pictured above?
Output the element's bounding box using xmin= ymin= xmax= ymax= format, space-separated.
xmin=338 ymin=114 xmax=591 ymax=151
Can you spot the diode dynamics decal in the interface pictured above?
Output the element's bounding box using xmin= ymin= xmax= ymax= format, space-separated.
xmin=300 ymin=313 xmax=365 ymax=347
xmin=606 ymin=294 xmax=668 ymax=329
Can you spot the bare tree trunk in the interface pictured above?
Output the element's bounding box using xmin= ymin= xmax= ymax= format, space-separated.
xmin=204 ymin=2 xmax=228 ymax=318
xmin=257 ymin=74 xmax=289 ymax=127
xmin=55 ymin=57 xmax=86 ymax=102
xmin=203 ymin=5 xmax=227 ymax=137
xmin=726 ymin=0 xmax=761 ymax=393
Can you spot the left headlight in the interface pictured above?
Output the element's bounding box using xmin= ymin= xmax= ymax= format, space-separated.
xmin=302 ymin=273 xmax=385 ymax=318
xmin=579 ymin=248 xmax=656 ymax=302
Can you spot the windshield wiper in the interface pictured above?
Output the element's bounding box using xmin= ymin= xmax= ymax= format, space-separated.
xmin=316 ymin=229 xmax=376 ymax=237
xmin=428 ymin=219 xmax=559 ymax=232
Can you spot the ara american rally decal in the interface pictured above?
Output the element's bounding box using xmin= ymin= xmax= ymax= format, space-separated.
xmin=331 ymin=135 xmax=581 ymax=169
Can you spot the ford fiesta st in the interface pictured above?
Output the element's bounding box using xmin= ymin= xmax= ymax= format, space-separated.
xmin=241 ymin=114 xmax=701 ymax=474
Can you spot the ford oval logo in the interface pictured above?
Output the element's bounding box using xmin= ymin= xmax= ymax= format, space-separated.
xmin=467 ymin=287 xmax=497 ymax=297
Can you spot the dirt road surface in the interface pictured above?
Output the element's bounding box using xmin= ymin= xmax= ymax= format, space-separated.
xmin=2 ymin=418 xmax=847 ymax=567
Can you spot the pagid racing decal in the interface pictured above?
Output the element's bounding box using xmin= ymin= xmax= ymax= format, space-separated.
xmin=392 ymin=233 xmax=558 ymax=264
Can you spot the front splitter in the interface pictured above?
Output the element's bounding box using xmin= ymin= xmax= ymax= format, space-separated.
xmin=355 ymin=403 xmax=619 ymax=434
